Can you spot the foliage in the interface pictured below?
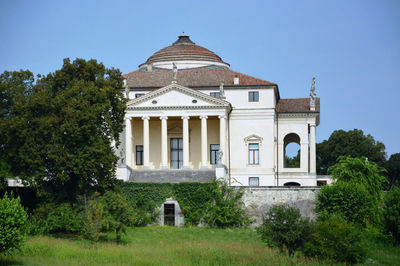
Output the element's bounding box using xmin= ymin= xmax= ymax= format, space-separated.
xmin=385 ymin=153 xmax=400 ymax=188
xmin=328 ymin=156 xmax=387 ymax=200
xmin=317 ymin=129 xmax=386 ymax=174
xmin=203 ymin=181 xmax=250 ymax=228
xmin=383 ymin=186 xmax=400 ymax=243
xmin=257 ymin=204 xmax=312 ymax=256
xmin=0 ymin=192 xmax=28 ymax=254
xmin=0 ymin=60 xmax=126 ymax=202
xmin=303 ymin=215 xmax=367 ymax=264
xmin=285 ymin=154 xmax=300 ymax=168
xmin=98 ymin=191 xmax=136 ymax=244
xmin=44 ymin=203 xmax=83 ymax=234
xmin=316 ymin=181 xmax=376 ymax=226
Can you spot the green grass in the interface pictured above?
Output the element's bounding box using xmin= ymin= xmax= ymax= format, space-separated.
xmin=1 ymin=226 xmax=399 ymax=265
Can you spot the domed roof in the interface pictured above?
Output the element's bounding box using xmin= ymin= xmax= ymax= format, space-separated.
xmin=139 ymin=33 xmax=229 ymax=69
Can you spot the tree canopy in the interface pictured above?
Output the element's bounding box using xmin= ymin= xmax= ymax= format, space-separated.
xmin=316 ymin=129 xmax=386 ymax=174
xmin=0 ymin=58 xmax=126 ymax=202
xmin=385 ymin=153 xmax=400 ymax=188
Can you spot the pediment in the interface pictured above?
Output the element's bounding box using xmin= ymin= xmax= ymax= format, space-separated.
xmin=127 ymin=83 xmax=230 ymax=110
xmin=244 ymin=134 xmax=263 ymax=145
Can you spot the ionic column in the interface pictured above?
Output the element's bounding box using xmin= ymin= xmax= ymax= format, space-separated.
xmin=310 ymin=124 xmax=316 ymax=174
xmin=142 ymin=116 xmax=150 ymax=168
xmin=182 ymin=115 xmax=190 ymax=168
xmin=200 ymin=115 xmax=208 ymax=168
xmin=160 ymin=116 xmax=168 ymax=169
xmin=125 ymin=117 xmax=132 ymax=167
xmin=219 ymin=115 xmax=227 ymax=165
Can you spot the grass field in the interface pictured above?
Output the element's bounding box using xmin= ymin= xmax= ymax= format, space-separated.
xmin=1 ymin=226 xmax=399 ymax=265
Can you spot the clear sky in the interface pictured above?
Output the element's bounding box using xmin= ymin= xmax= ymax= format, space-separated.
xmin=1 ymin=0 xmax=399 ymax=156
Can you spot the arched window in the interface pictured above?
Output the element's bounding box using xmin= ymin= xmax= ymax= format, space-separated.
xmin=284 ymin=133 xmax=300 ymax=168
xmin=284 ymin=182 xmax=301 ymax=187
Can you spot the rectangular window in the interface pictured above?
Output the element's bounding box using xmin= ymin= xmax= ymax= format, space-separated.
xmin=248 ymin=91 xmax=259 ymax=102
xmin=249 ymin=143 xmax=259 ymax=165
xmin=136 ymin=145 xmax=143 ymax=165
xmin=135 ymin=93 xmax=145 ymax=98
xmin=170 ymin=138 xmax=183 ymax=169
xmin=210 ymin=92 xmax=220 ymax=98
xmin=249 ymin=177 xmax=259 ymax=186
xmin=210 ymin=144 xmax=220 ymax=164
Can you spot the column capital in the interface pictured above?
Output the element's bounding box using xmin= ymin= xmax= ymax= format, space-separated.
xmin=160 ymin=116 xmax=168 ymax=120
xmin=218 ymin=115 xmax=227 ymax=119
xmin=309 ymin=123 xmax=316 ymax=127
xmin=142 ymin=116 xmax=150 ymax=120
xmin=181 ymin=115 xmax=190 ymax=120
xmin=125 ymin=116 xmax=132 ymax=121
xmin=199 ymin=115 xmax=208 ymax=120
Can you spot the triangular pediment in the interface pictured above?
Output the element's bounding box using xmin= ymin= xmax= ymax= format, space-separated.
xmin=127 ymin=83 xmax=230 ymax=109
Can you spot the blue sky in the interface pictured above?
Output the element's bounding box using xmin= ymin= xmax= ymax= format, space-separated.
xmin=1 ymin=0 xmax=399 ymax=156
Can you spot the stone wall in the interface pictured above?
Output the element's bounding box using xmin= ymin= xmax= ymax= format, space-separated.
xmin=129 ymin=169 xmax=215 ymax=183
xmin=240 ymin=186 xmax=320 ymax=226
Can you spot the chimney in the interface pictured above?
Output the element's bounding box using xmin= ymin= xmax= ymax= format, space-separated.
xmin=147 ymin=64 xmax=153 ymax=71
xmin=233 ymin=75 xmax=239 ymax=85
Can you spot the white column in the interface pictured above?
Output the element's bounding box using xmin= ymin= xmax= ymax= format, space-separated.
xmin=310 ymin=124 xmax=316 ymax=174
xmin=160 ymin=116 xmax=168 ymax=169
xmin=200 ymin=115 xmax=208 ymax=168
xmin=125 ymin=117 xmax=132 ymax=167
xmin=182 ymin=115 xmax=190 ymax=168
xmin=142 ymin=116 xmax=150 ymax=168
xmin=219 ymin=115 xmax=227 ymax=165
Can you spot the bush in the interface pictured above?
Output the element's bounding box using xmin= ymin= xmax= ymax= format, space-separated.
xmin=257 ymin=204 xmax=312 ymax=256
xmin=316 ymin=182 xmax=376 ymax=226
xmin=203 ymin=181 xmax=250 ymax=228
xmin=0 ymin=192 xmax=28 ymax=254
xmin=383 ymin=186 xmax=400 ymax=243
xmin=303 ymin=215 xmax=367 ymax=264
xmin=44 ymin=203 xmax=83 ymax=234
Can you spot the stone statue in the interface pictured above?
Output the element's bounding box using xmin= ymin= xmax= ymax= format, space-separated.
xmin=219 ymin=81 xmax=225 ymax=98
xmin=172 ymin=63 xmax=178 ymax=81
xmin=310 ymin=77 xmax=316 ymax=109
xmin=119 ymin=150 xmax=125 ymax=165
xmin=216 ymin=149 xmax=223 ymax=165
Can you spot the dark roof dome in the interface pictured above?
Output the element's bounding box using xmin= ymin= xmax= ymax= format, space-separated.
xmin=139 ymin=33 xmax=229 ymax=69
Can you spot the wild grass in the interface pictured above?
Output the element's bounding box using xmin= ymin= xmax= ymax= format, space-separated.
xmin=0 ymin=226 xmax=398 ymax=265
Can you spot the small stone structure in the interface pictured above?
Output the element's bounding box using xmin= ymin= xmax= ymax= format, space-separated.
xmin=241 ymin=186 xmax=320 ymax=226
xmin=157 ymin=198 xmax=185 ymax=227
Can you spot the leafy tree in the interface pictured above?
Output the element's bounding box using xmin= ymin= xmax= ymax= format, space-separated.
xmin=383 ymin=186 xmax=400 ymax=243
xmin=0 ymin=59 xmax=126 ymax=202
xmin=257 ymin=204 xmax=312 ymax=256
xmin=385 ymin=153 xmax=400 ymax=188
xmin=328 ymin=156 xmax=387 ymax=200
xmin=0 ymin=192 xmax=28 ymax=254
xmin=317 ymin=129 xmax=386 ymax=174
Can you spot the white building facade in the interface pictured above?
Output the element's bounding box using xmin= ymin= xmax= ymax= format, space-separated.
xmin=116 ymin=33 xmax=327 ymax=187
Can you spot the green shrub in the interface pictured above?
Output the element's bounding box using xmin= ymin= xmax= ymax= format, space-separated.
xmin=257 ymin=204 xmax=312 ymax=256
xmin=303 ymin=215 xmax=367 ymax=264
xmin=44 ymin=203 xmax=83 ymax=233
xmin=0 ymin=192 xmax=28 ymax=254
xmin=383 ymin=186 xmax=400 ymax=243
xmin=316 ymin=182 xmax=376 ymax=226
xmin=203 ymin=181 xmax=250 ymax=228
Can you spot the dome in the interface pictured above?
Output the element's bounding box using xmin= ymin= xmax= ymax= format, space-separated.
xmin=139 ymin=33 xmax=230 ymax=70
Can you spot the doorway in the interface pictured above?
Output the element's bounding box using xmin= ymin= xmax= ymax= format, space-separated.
xmin=164 ymin=203 xmax=175 ymax=226
xmin=170 ymin=138 xmax=183 ymax=169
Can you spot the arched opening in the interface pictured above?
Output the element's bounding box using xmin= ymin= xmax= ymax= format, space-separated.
xmin=284 ymin=182 xmax=301 ymax=187
xmin=284 ymin=133 xmax=300 ymax=168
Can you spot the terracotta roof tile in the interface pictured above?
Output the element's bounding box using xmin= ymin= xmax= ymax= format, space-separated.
xmin=276 ymin=98 xmax=320 ymax=113
xmin=123 ymin=67 xmax=276 ymax=88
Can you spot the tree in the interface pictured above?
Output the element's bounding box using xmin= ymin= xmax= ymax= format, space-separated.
xmin=0 ymin=59 xmax=126 ymax=202
xmin=383 ymin=186 xmax=400 ymax=243
xmin=257 ymin=204 xmax=312 ymax=256
xmin=317 ymin=129 xmax=386 ymax=174
xmin=385 ymin=153 xmax=400 ymax=188
xmin=0 ymin=193 xmax=28 ymax=254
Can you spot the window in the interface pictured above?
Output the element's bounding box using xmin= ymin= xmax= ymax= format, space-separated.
xmin=249 ymin=143 xmax=259 ymax=164
xmin=210 ymin=92 xmax=220 ymax=98
xmin=170 ymin=138 xmax=183 ymax=169
xmin=317 ymin=180 xmax=327 ymax=186
xmin=136 ymin=145 xmax=143 ymax=165
xmin=249 ymin=177 xmax=259 ymax=186
xmin=210 ymin=144 xmax=220 ymax=164
xmin=135 ymin=93 xmax=145 ymax=98
xmin=248 ymin=91 xmax=259 ymax=102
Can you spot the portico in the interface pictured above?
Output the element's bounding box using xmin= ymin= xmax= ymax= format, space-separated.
xmin=123 ymin=83 xmax=230 ymax=172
